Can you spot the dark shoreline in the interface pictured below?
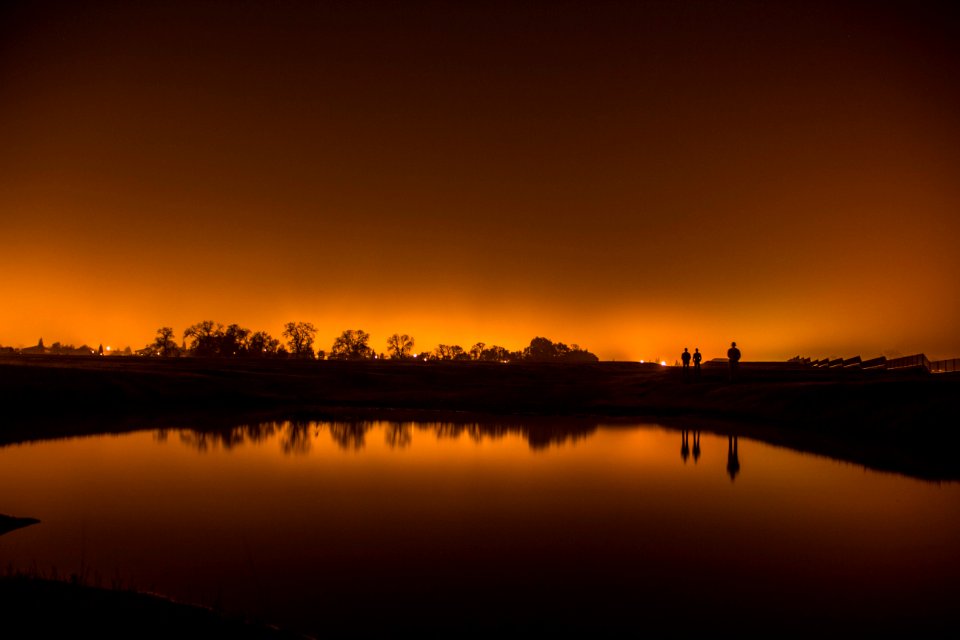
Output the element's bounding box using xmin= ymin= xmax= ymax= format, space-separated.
xmin=1 ymin=355 xmax=958 ymax=481
xmin=0 ymin=574 xmax=304 ymax=639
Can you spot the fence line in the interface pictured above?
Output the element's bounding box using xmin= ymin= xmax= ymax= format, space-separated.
xmin=793 ymin=352 xmax=958 ymax=373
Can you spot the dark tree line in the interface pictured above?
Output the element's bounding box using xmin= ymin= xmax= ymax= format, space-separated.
xmin=425 ymin=337 xmax=597 ymax=362
xmin=150 ymin=322 xmax=288 ymax=358
xmin=145 ymin=323 xmax=597 ymax=363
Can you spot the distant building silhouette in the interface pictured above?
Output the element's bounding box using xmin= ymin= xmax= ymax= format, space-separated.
xmin=20 ymin=338 xmax=49 ymax=355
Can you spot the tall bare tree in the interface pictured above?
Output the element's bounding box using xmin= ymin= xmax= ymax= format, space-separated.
xmin=282 ymin=321 xmax=317 ymax=358
xmin=386 ymin=333 xmax=415 ymax=360
xmin=153 ymin=327 xmax=179 ymax=357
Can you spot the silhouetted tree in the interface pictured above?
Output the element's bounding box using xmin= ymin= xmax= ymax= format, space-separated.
xmin=521 ymin=337 xmax=598 ymax=362
xmin=434 ymin=344 xmax=466 ymax=360
xmin=283 ymin=321 xmax=317 ymax=359
xmin=469 ymin=342 xmax=486 ymax=360
xmin=330 ymin=329 xmax=374 ymax=360
xmin=479 ymin=345 xmax=511 ymax=362
xmin=222 ymin=324 xmax=251 ymax=356
xmin=524 ymin=337 xmax=558 ymax=361
xmin=183 ymin=320 xmax=224 ymax=356
xmin=561 ymin=347 xmax=599 ymax=363
xmin=153 ymin=327 xmax=180 ymax=357
xmin=386 ymin=333 xmax=415 ymax=360
xmin=248 ymin=330 xmax=280 ymax=356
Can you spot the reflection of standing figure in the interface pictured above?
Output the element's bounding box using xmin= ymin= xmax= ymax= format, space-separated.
xmin=692 ymin=348 xmax=702 ymax=378
xmin=681 ymin=430 xmax=690 ymax=463
xmin=727 ymin=342 xmax=741 ymax=382
xmin=681 ymin=348 xmax=691 ymax=381
xmin=692 ymin=431 xmax=701 ymax=463
xmin=726 ymin=436 xmax=740 ymax=481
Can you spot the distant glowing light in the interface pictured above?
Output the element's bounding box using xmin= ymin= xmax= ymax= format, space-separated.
xmin=106 ymin=346 xmax=111 ymax=351
xmin=640 ymin=359 xmax=644 ymax=363
xmin=661 ymin=361 xmax=666 ymax=366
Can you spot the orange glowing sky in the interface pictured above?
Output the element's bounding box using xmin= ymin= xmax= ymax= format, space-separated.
xmin=2 ymin=1 xmax=959 ymax=361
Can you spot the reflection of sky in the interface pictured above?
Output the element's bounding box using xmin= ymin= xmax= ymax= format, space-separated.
xmin=1 ymin=423 xmax=957 ymax=632
xmin=2 ymin=3 xmax=959 ymax=361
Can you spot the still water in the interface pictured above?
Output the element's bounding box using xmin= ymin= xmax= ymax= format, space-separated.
xmin=1 ymin=420 xmax=957 ymax=634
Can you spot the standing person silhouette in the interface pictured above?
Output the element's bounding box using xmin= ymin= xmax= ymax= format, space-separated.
xmin=681 ymin=348 xmax=691 ymax=381
xmin=727 ymin=341 xmax=741 ymax=382
xmin=692 ymin=348 xmax=702 ymax=378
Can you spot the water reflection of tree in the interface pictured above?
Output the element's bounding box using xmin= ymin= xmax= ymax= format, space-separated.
xmin=384 ymin=422 xmax=412 ymax=448
xmin=328 ymin=421 xmax=371 ymax=450
xmin=172 ymin=418 xmax=599 ymax=454
xmin=175 ymin=422 xmax=282 ymax=453
xmin=427 ymin=420 xmax=596 ymax=450
xmin=179 ymin=427 xmax=247 ymax=452
xmin=280 ymin=420 xmax=315 ymax=455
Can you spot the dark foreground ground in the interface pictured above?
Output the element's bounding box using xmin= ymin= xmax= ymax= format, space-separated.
xmin=1 ymin=356 xmax=957 ymax=637
xmin=1 ymin=355 xmax=958 ymax=480
xmin=0 ymin=574 xmax=304 ymax=639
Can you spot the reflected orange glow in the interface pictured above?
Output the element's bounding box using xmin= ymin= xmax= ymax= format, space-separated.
xmin=1 ymin=2 xmax=958 ymax=360
xmin=0 ymin=422 xmax=957 ymax=635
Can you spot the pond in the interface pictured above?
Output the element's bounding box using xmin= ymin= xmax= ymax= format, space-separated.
xmin=1 ymin=420 xmax=957 ymax=634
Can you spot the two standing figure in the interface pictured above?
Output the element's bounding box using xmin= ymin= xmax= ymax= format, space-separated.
xmin=681 ymin=347 xmax=703 ymax=380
